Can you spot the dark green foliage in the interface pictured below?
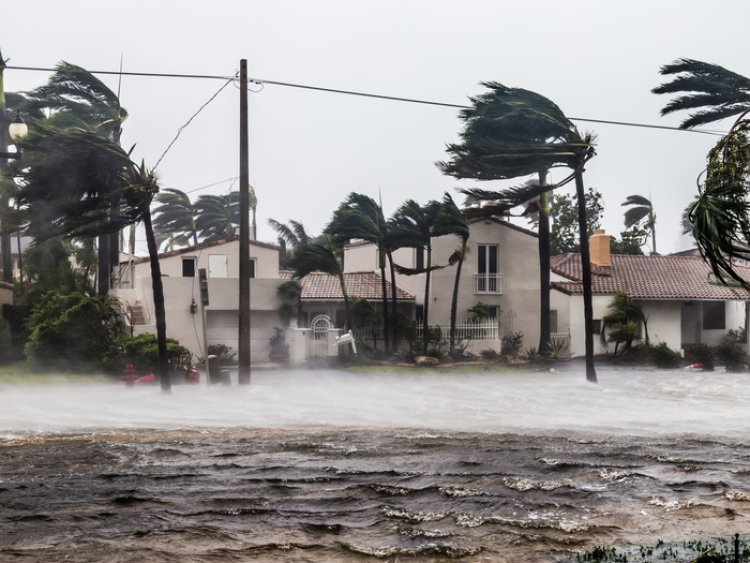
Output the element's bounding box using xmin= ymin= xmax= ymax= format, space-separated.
xmin=649 ymin=342 xmax=682 ymax=368
xmin=610 ymin=225 xmax=647 ymax=255
xmin=601 ymin=291 xmax=646 ymax=355
xmin=24 ymin=291 xmax=125 ymax=372
xmin=549 ymin=188 xmax=603 ymax=255
xmin=501 ymin=332 xmax=524 ymax=356
xmin=716 ymin=337 xmax=746 ymax=372
xmin=622 ymin=194 xmax=657 ymax=254
xmin=268 ymin=328 xmax=289 ymax=363
xmin=207 ymin=343 xmax=237 ymax=365
xmin=105 ymin=333 xmax=191 ymax=375
xmin=467 ymin=302 xmax=495 ymax=322
xmin=684 ymin=343 xmax=715 ymax=371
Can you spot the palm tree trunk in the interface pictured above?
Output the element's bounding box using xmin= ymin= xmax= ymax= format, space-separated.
xmin=97 ymin=233 xmax=109 ymax=296
xmin=379 ymin=249 xmax=391 ymax=355
xmin=537 ymin=171 xmax=551 ymax=356
xmin=422 ymin=245 xmax=432 ymax=355
xmin=575 ymin=169 xmax=598 ymax=383
xmin=338 ymin=271 xmax=352 ymax=330
xmin=15 ymin=230 xmax=23 ymax=290
xmin=387 ymin=249 xmax=398 ymax=352
xmin=143 ymin=207 xmax=170 ymax=392
xmin=449 ymin=240 xmax=467 ymax=354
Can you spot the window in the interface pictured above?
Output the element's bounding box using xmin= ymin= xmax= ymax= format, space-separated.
xmin=703 ymin=301 xmax=725 ymax=330
xmin=415 ymin=247 xmax=425 ymax=271
xmin=550 ymin=310 xmax=558 ymax=333
xmin=208 ymin=254 xmax=228 ymax=278
xmin=249 ymin=259 xmax=256 ymax=279
xmin=475 ymin=244 xmax=501 ymax=293
xmin=182 ymin=258 xmax=196 ymax=278
xmin=415 ymin=305 xmax=424 ymax=324
xmin=591 ymin=319 xmax=602 ymax=335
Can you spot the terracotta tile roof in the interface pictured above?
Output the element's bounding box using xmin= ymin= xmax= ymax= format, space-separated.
xmin=551 ymin=253 xmax=750 ymax=300
xmin=280 ymin=270 xmax=414 ymax=301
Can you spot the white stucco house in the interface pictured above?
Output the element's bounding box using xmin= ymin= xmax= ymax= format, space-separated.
xmin=112 ymin=237 xmax=285 ymax=362
xmin=551 ymin=230 xmax=750 ymax=357
xmin=342 ymin=217 xmax=542 ymax=354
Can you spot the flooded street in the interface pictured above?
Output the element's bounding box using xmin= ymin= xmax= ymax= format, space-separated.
xmin=2 ymin=365 xmax=750 ymax=561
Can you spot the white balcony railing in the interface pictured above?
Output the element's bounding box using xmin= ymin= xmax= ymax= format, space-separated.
xmin=474 ymin=273 xmax=504 ymax=294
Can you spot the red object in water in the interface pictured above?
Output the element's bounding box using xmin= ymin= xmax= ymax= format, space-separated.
xmin=686 ymin=363 xmax=703 ymax=370
xmin=122 ymin=363 xmax=137 ymax=386
xmin=188 ymin=369 xmax=200 ymax=384
xmin=135 ymin=373 xmax=156 ymax=384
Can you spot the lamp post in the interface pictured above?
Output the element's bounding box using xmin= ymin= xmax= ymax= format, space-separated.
xmin=1 ymin=48 xmax=29 ymax=283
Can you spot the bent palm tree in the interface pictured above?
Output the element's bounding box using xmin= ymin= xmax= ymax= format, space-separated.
xmin=653 ymin=59 xmax=750 ymax=129
xmin=389 ymin=199 xmax=441 ymax=354
xmin=327 ymin=193 xmax=395 ymax=354
xmin=18 ymin=128 xmax=172 ymax=391
xmin=622 ymin=194 xmax=657 ymax=254
xmin=152 ymin=188 xmax=199 ymax=250
xmin=440 ymin=82 xmax=598 ymax=380
xmin=194 ymin=191 xmax=257 ymax=243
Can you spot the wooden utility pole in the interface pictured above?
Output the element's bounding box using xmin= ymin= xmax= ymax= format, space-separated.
xmin=238 ymin=59 xmax=251 ymax=384
xmin=0 ymin=49 xmax=13 ymax=284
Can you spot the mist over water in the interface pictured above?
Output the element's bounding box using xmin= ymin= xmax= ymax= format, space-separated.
xmin=3 ymin=365 xmax=750 ymax=562
xmin=3 ymin=364 xmax=750 ymax=436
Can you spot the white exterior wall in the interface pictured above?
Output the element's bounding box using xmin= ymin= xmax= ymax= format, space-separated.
xmin=640 ymin=301 xmax=682 ymax=351
xmin=113 ymin=240 xmax=284 ymax=362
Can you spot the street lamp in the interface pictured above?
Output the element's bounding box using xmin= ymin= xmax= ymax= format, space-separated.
xmin=1 ymin=111 xmax=28 ymax=159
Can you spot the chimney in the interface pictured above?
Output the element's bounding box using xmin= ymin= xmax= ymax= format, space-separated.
xmin=589 ymin=229 xmax=611 ymax=267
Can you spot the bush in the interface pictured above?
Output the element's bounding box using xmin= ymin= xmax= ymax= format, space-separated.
xmin=207 ymin=343 xmax=237 ymax=365
xmin=683 ymin=343 xmax=714 ymax=371
xmin=104 ymin=333 xmax=192 ymax=376
xmin=24 ymin=291 xmax=126 ymax=372
xmin=649 ymin=342 xmax=682 ymax=369
xmin=501 ymin=331 xmax=524 ymax=356
xmin=716 ymin=338 xmax=746 ymax=372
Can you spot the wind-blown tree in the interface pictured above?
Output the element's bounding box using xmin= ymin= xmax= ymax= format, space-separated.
xmin=434 ymin=193 xmax=470 ymax=354
xmin=622 ymin=194 xmax=657 ymax=255
xmin=389 ymin=199 xmax=442 ymax=354
xmin=25 ymin=62 xmax=128 ymax=295
xmin=652 ymin=59 xmax=750 ymax=129
xmin=268 ymin=218 xmax=311 ymax=269
xmin=601 ymin=290 xmax=647 ymax=355
xmin=291 ymin=236 xmax=352 ymax=330
xmin=548 ymin=188 xmax=603 ymax=255
xmin=326 ymin=193 xmax=396 ymax=354
xmin=194 ymin=191 xmax=256 ymax=243
xmin=152 ymin=188 xmax=199 ymax=251
xmin=17 ymin=128 xmax=172 ymax=391
xmin=440 ymin=82 xmax=598 ymax=381
xmin=654 ymin=60 xmax=750 ymax=288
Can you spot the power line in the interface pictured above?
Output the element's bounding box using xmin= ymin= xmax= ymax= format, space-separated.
xmin=7 ymin=63 xmax=725 ymax=136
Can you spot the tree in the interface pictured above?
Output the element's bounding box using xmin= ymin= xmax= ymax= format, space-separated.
xmin=654 ymin=59 xmax=750 ymax=288
xmin=611 ymin=225 xmax=647 ymax=255
xmin=194 ymin=192 xmax=241 ymax=242
xmin=622 ymin=194 xmax=657 ymax=254
xmin=549 ymin=188 xmax=603 ymax=255
xmin=434 ymin=193 xmax=470 ymax=355
xmin=25 ymin=62 xmax=128 ymax=295
xmin=327 ymin=193 xmax=395 ymax=354
xmin=389 ymin=199 xmax=442 ymax=354
xmin=441 ymin=82 xmax=598 ymax=380
xmin=290 ymin=236 xmax=352 ymax=330
xmin=268 ymin=218 xmax=311 ymax=269
xmin=17 ymin=128 xmax=172 ymax=390
xmin=601 ymin=290 xmax=647 ymax=355
xmin=652 ymin=59 xmax=750 ymax=129
xmin=152 ymin=188 xmax=199 ymax=250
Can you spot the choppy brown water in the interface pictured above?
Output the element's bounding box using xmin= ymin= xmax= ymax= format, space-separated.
xmin=3 ymin=427 xmax=750 ymax=562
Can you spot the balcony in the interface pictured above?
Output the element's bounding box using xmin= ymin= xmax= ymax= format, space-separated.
xmin=474 ymin=273 xmax=504 ymax=295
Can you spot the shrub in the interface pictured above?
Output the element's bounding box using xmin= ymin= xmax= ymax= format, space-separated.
xmin=683 ymin=343 xmax=715 ymax=371
xmin=501 ymin=331 xmax=524 ymax=356
xmin=649 ymin=342 xmax=682 ymax=369
xmin=104 ymin=333 xmax=192 ymax=376
xmin=716 ymin=338 xmax=746 ymax=372
xmin=24 ymin=291 xmax=126 ymax=372
xmin=207 ymin=343 xmax=237 ymax=365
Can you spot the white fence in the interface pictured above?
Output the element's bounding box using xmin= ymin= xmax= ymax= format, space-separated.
xmin=415 ymin=320 xmax=499 ymax=342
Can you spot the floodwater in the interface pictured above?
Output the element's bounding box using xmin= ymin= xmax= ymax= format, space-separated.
xmin=2 ymin=364 xmax=750 ymax=562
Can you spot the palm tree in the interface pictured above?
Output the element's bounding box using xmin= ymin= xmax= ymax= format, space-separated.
xmin=268 ymin=218 xmax=311 ymax=269
xmin=389 ymin=199 xmax=441 ymax=354
xmin=434 ymin=193 xmax=470 ymax=354
xmin=622 ymin=194 xmax=657 ymax=254
xmin=654 ymin=59 xmax=750 ymax=287
xmin=24 ymin=61 xmax=128 ymax=295
xmin=440 ymin=82 xmax=598 ymax=381
xmin=17 ymin=128 xmax=172 ymax=391
xmin=291 ymin=237 xmax=352 ymax=330
xmin=327 ymin=192 xmax=395 ymax=354
xmin=194 ymin=191 xmax=256 ymax=243
xmin=652 ymin=59 xmax=750 ymax=129
xmin=152 ymin=188 xmax=199 ymax=250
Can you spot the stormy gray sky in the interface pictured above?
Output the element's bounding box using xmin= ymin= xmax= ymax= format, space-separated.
xmin=4 ymin=0 xmax=746 ymax=254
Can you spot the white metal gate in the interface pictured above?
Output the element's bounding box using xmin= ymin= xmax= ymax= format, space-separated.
xmin=310 ymin=314 xmax=333 ymax=358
